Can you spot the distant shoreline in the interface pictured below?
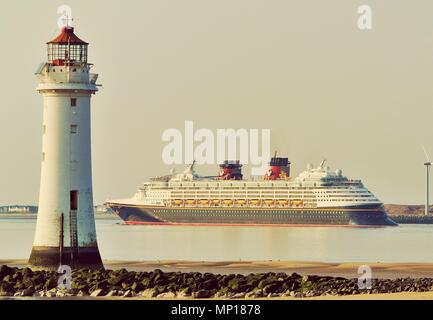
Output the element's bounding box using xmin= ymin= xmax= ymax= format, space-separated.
xmin=0 ymin=203 xmax=431 ymax=224
xmin=0 ymin=213 xmax=119 ymax=220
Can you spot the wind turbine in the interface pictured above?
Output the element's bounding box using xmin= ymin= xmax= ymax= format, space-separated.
xmin=422 ymin=146 xmax=432 ymax=216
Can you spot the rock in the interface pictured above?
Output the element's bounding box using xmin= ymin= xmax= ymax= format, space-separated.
xmin=257 ymin=278 xmax=275 ymax=289
xmin=282 ymin=280 xmax=300 ymax=292
xmin=12 ymin=272 xmax=22 ymax=281
xmin=141 ymin=288 xmax=159 ymax=298
xmin=193 ymin=289 xmax=215 ymax=299
xmin=215 ymin=291 xmax=227 ymax=298
xmin=246 ymin=288 xmax=263 ymax=298
xmin=230 ymin=292 xmax=246 ymax=299
xmin=123 ymin=290 xmax=132 ymax=297
xmin=155 ymin=278 xmax=170 ymax=286
xmin=20 ymin=286 xmax=35 ymax=297
xmin=22 ymin=268 xmax=34 ymax=279
xmin=45 ymin=289 xmax=57 ymax=297
xmin=157 ymin=291 xmax=176 ymax=298
xmin=107 ymin=275 xmax=125 ymax=286
xmin=106 ymin=290 xmax=117 ymax=297
xmin=90 ymin=289 xmax=104 ymax=297
xmin=77 ymin=290 xmax=86 ymax=297
xmin=302 ymin=275 xmax=321 ymax=283
xmin=130 ymin=282 xmax=144 ymax=292
xmin=94 ymin=279 xmax=109 ymax=291
xmin=56 ymin=290 xmax=66 ymax=297
xmin=228 ymin=278 xmax=251 ymax=292
xmin=177 ymin=287 xmax=192 ymax=298
xmin=200 ymin=278 xmax=219 ymax=291
xmin=74 ymin=283 xmax=90 ymax=292
xmin=281 ymin=290 xmax=291 ymax=297
xmin=263 ymin=283 xmax=283 ymax=295
xmin=33 ymin=291 xmax=44 ymax=297
xmin=2 ymin=275 xmax=12 ymax=282
xmin=0 ymin=289 xmax=13 ymax=297
xmin=0 ymin=265 xmax=14 ymax=277
xmin=44 ymin=276 xmax=58 ymax=291
xmin=151 ymin=269 xmax=164 ymax=279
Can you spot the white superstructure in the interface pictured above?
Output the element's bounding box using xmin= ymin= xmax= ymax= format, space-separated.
xmin=115 ymin=161 xmax=381 ymax=209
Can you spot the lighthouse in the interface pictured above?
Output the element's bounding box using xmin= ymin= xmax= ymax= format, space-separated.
xmin=29 ymin=25 xmax=103 ymax=270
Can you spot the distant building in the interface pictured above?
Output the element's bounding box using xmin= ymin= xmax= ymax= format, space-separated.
xmin=0 ymin=205 xmax=38 ymax=213
xmin=94 ymin=204 xmax=109 ymax=214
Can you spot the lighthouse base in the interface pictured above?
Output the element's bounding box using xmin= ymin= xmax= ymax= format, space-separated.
xmin=28 ymin=246 xmax=104 ymax=271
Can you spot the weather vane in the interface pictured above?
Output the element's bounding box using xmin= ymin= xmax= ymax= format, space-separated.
xmin=64 ymin=14 xmax=73 ymax=27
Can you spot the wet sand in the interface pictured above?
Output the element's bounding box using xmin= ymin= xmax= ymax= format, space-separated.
xmin=2 ymin=259 xmax=433 ymax=279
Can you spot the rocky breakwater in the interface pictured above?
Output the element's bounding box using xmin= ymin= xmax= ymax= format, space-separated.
xmin=1 ymin=265 xmax=433 ymax=298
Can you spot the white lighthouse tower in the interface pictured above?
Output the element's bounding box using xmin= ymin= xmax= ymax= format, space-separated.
xmin=29 ymin=25 xmax=103 ymax=270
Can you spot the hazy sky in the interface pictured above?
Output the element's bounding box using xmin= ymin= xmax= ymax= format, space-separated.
xmin=1 ymin=0 xmax=433 ymax=205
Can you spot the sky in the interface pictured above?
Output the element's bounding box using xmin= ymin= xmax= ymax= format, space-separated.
xmin=0 ymin=0 xmax=433 ymax=205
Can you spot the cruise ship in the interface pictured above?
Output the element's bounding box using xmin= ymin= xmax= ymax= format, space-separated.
xmin=106 ymin=156 xmax=397 ymax=227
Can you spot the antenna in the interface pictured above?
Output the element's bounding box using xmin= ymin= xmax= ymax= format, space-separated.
xmin=421 ymin=145 xmax=432 ymax=216
xmin=319 ymin=157 xmax=326 ymax=169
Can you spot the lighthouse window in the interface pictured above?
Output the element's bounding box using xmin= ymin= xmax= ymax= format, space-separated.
xmin=71 ymin=98 xmax=77 ymax=106
xmin=70 ymin=191 xmax=78 ymax=211
xmin=70 ymin=125 xmax=78 ymax=134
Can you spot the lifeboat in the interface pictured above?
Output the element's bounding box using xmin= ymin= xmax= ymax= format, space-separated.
xmin=277 ymin=199 xmax=289 ymax=206
xmin=263 ymin=199 xmax=275 ymax=206
xmin=186 ymin=199 xmax=197 ymax=205
xmin=211 ymin=199 xmax=221 ymax=205
xmin=236 ymin=199 xmax=247 ymax=205
xmin=173 ymin=199 xmax=183 ymax=206
xmin=223 ymin=199 xmax=233 ymax=206
xmin=249 ymin=199 xmax=261 ymax=206
xmin=291 ymin=200 xmax=304 ymax=207
xmin=199 ymin=199 xmax=209 ymax=205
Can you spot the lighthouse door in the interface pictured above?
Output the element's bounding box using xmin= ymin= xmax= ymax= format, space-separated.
xmin=70 ymin=190 xmax=79 ymax=260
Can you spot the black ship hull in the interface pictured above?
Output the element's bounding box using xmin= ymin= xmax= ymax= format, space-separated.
xmin=107 ymin=203 xmax=398 ymax=227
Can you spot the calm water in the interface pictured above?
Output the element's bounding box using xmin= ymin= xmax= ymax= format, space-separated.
xmin=1 ymin=217 xmax=433 ymax=263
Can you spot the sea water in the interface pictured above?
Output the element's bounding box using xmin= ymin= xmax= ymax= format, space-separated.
xmin=0 ymin=217 xmax=432 ymax=263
